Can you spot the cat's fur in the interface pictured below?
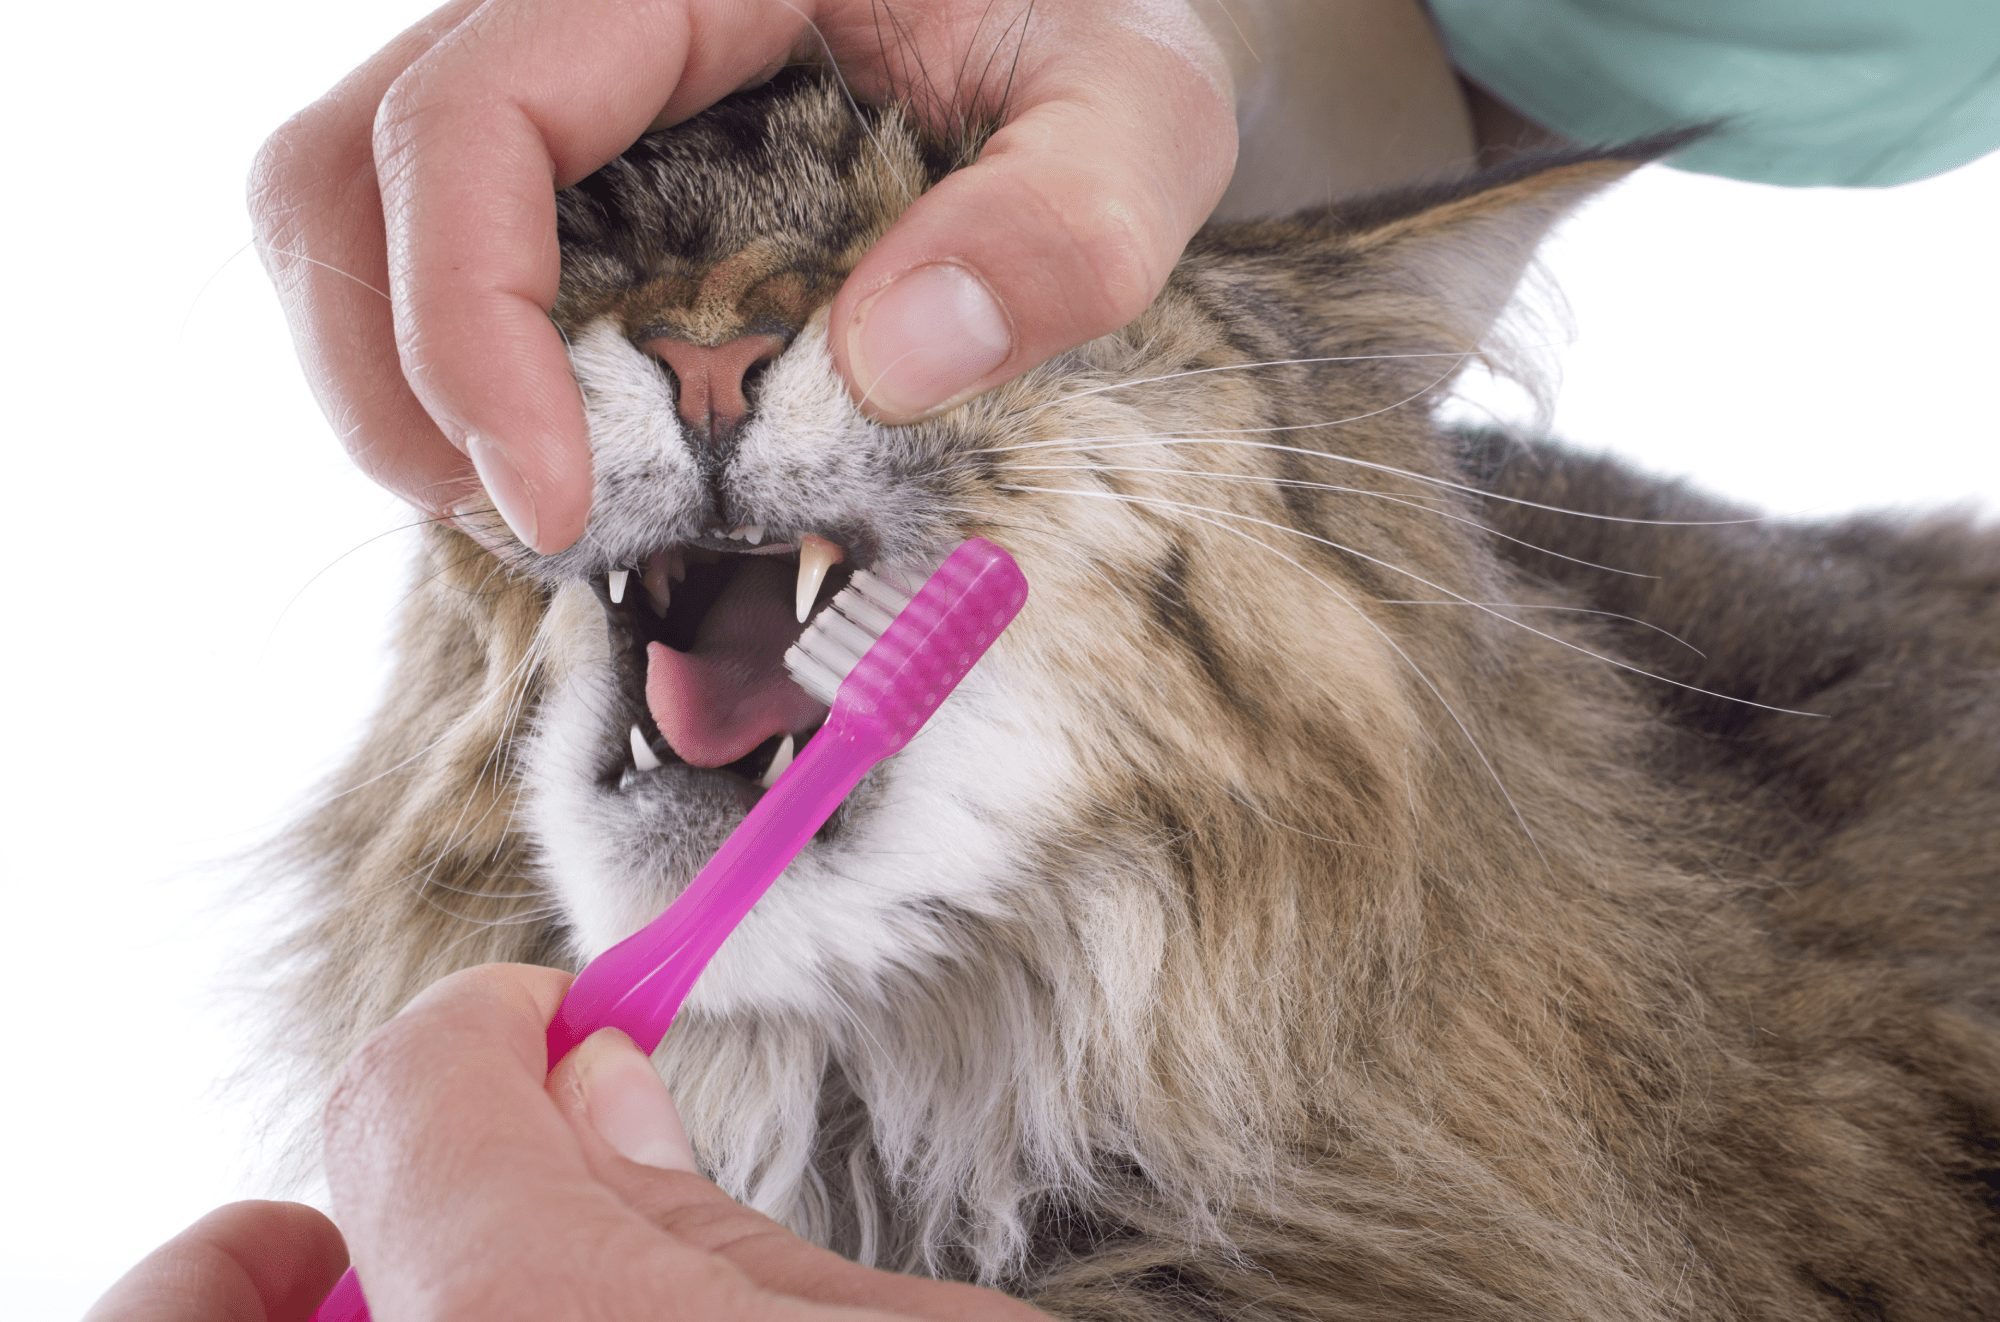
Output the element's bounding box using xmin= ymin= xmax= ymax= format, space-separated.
xmin=268 ymin=69 xmax=2000 ymax=1318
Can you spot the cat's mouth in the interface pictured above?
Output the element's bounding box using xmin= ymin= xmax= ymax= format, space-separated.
xmin=592 ymin=529 xmax=856 ymax=796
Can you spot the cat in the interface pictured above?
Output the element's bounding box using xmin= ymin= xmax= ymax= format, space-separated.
xmin=266 ymin=67 xmax=2000 ymax=1319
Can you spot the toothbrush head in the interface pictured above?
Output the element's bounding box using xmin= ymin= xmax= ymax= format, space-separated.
xmin=785 ymin=539 xmax=1028 ymax=752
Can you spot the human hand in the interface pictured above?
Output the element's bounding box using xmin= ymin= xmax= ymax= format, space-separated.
xmin=248 ymin=0 xmax=1245 ymax=555
xmin=87 ymin=964 xmax=1046 ymax=1321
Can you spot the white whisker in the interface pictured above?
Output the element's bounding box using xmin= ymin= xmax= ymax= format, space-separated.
xmin=1377 ymin=602 xmax=1705 ymax=658
xmin=1004 ymin=462 xmax=1657 ymax=579
xmin=995 ymin=483 xmax=1823 ymax=719
xmin=982 ymin=434 xmax=1765 ymax=528
xmin=992 ymin=483 xmax=1552 ymax=871
xmin=250 ymin=240 xmax=392 ymax=301
xmin=1017 ymin=349 xmax=1485 ymax=417
xmin=774 ymin=0 xmax=919 ymax=205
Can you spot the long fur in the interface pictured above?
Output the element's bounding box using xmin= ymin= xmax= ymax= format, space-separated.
xmin=264 ymin=69 xmax=2000 ymax=1319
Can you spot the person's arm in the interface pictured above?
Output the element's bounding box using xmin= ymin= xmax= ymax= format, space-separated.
xmin=1428 ymin=0 xmax=2000 ymax=187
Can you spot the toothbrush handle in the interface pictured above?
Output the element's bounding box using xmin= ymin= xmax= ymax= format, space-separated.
xmin=547 ymin=707 xmax=891 ymax=1062
xmin=310 ymin=714 xmax=889 ymax=1322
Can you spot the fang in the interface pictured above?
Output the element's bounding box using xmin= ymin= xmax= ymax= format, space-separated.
xmin=629 ymin=724 xmax=663 ymax=772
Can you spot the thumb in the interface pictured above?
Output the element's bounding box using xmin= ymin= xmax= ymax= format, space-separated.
xmin=826 ymin=20 xmax=1237 ymax=423
xmin=547 ymin=1030 xmax=1046 ymax=1319
xmin=548 ymin=1028 xmax=700 ymax=1175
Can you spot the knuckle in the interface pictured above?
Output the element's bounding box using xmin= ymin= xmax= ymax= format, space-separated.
xmin=246 ymin=113 xmax=320 ymax=240
xmin=1043 ymin=169 xmax=1174 ymax=332
xmin=371 ymin=69 xmax=460 ymax=188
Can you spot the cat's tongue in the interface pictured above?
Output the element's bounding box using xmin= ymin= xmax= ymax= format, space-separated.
xmin=645 ymin=557 xmax=829 ymax=768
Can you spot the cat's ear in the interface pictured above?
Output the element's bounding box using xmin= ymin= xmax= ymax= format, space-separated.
xmin=1310 ymin=139 xmax=1683 ymax=351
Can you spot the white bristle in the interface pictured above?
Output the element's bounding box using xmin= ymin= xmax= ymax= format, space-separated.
xmin=830 ymin=587 xmax=897 ymax=637
xmin=817 ymin=602 xmax=881 ymax=660
xmin=782 ymin=562 xmax=922 ymax=705
xmin=783 ymin=640 xmax=850 ymax=706
xmin=849 ymin=568 xmax=914 ymax=614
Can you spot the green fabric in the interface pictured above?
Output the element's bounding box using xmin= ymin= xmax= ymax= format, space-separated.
xmin=1430 ymin=0 xmax=2000 ymax=185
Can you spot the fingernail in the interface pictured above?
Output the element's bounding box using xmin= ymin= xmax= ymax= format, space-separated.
xmin=574 ymin=1029 xmax=698 ymax=1172
xmin=849 ymin=263 xmax=1011 ymax=419
xmin=465 ymin=435 xmax=540 ymax=551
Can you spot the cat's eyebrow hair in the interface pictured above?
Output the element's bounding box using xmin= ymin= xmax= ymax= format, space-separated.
xmin=997 ymin=480 xmax=1552 ymax=871
xmin=988 ymin=436 xmax=1769 ymax=529
xmin=1006 ymin=460 xmax=1658 ymax=578
xmin=997 ymin=482 xmax=1828 ymax=721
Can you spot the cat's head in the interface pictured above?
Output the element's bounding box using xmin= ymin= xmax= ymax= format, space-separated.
xmin=420 ymin=68 xmax=1646 ymax=1017
xmin=275 ymin=65 xmax=1667 ymax=1264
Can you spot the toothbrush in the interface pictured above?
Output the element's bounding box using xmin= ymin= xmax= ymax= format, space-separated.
xmin=311 ymin=537 xmax=1028 ymax=1322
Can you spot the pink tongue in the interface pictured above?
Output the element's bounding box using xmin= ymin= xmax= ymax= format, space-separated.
xmin=645 ymin=557 xmax=830 ymax=768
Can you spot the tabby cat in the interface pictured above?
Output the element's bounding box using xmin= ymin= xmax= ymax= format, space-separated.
xmin=269 ymin=68 xmax=2000 ymax=1319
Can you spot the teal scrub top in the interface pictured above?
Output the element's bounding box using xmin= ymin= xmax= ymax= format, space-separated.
xmin=1429 ymin=0 xmax=2000 ymax=185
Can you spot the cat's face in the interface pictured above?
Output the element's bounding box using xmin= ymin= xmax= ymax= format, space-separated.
xmin=487 ymin=70 xmax=1625 ymax=1017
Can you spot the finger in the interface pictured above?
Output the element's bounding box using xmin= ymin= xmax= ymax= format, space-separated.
xmin=370 ymin=0 xmax=817 ymax=552
xmin=83 ymin=1201 xmax=346 ymax=1322
xmin=820 ymin=0 xmax=1238 ymax=422
xmin=549 ymin=1029 xmax=1050 ymax=1321
xmin=249 ymin=0 xmax=490 ymax=524
xmin=323 ymin=964 xmax=839 ymax=1320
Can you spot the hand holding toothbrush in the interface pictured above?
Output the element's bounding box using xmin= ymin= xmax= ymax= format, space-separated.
xmin=92 ymin=540 xmax=1034 ymax=1322
xmin=87 ymin=963 xmax=1049 ymax=1322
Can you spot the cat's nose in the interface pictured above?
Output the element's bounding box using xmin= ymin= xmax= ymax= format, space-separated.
xmin=642 ymin=333 xmax=788 ymax=451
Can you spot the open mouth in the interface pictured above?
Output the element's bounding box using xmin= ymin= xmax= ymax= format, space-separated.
xmin=594 ymin=529 xmax=853 ymax=793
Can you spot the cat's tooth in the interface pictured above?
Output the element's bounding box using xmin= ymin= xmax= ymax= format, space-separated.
xmin=757 ymin=733 xmax=795 ymax=789
xmin=642 ymin=551 xmax=674 ymax=616
xmin=795 ymin=533 xmax=846 ymax=623
xmin=629 ymin=725 xmax=663 ymax=772
xmin=742 ymin=525 xmax=764 ymax=545
xmin=608 ymin=569 xmax=629 ymax=604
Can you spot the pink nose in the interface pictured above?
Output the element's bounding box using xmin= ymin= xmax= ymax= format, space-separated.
xmin=642 ymin=333 xmax=788 ymax=449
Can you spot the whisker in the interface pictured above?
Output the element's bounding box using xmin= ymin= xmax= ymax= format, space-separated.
xmin=780 ymin=0 xmax=919 ymax=205
xmin=992 ymin=483 xmax=1552 ymax=871
xmin=1016 ymin=350 xmax=1485 ymax=417
xmin=261 ymin=515 xmax=441 ymax=656
xmin=181 ymin=238 xmax=258 ymax=340
xmin=983 ymin=434 xmax=1766 ymax=528
xmin=249 ymin=240 xmax=392 ymax=302
xmin=1004 ymin=462 xmax=1657 ymax=579
xmin=1377 ymin=602 xmax=1705 ymax=658
xmin=995 ymin=483 xmax=1823 ymax=719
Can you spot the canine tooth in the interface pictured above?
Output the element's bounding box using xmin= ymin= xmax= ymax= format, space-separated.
xmin=608 ymin=569 xmax=629 ymax=604
xmin=643 ymin=551 xmax=674 ymax=616
xmin=742 ymin=525 xmax=764 ymax=545
xmin=794 ymin=532 xmax=846 ymax=623
xmin=629 ymin=725 xmax=663 ymax=772
xmin=757 ymin=733 xmax=795 ymax=789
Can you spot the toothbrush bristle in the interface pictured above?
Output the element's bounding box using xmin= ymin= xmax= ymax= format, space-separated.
xmin=784 ymin=568 xmax=917 ymax=706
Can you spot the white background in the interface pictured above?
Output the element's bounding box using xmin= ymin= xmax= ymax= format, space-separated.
xmin=3 ymin=2 xmax=1996 ymax=1316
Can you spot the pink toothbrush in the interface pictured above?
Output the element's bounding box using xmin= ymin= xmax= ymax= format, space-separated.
xmin=311 ymin=537 xmax=1029 ymax=1322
